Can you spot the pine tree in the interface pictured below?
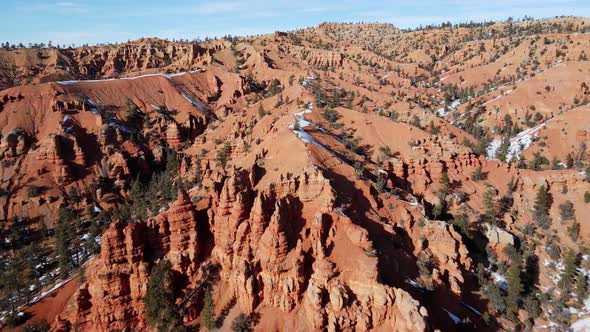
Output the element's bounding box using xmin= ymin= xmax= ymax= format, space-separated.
xmin=533 ymin=185 xmax=551 ymax=229
xmin=56 ymin=208 xmax=74 ymax=279
xmin=569 ymin=222 xmax=581 ymax=241
xmin=486 ymin=282 xmax=506 ymax=314
xmin=375 ymin=173 xmax=386 ymax=193
xmin=144 ymin=259 xmax=182 ymax=331
xmin=439 ymin=170 xmax=450 ymax=197
xmin=496 ymin=137 xmax=510 ymax=162
xmin=129 ymin=177 xmax=147 ymax=219
xmin=216 ymin=143 xmax=231 ymax=168
xmin=576 ymin=269 xmax=588 ymax=305
xmin=505 ymin=252 xmax=523 ymax=320
xmin=560 ymin=249 xmax=578 ymax=291
xmin=482 ymin=185 xmax=497 ymax=225
xmin=68 ymin=186 xmax=81 ymax=204
xmin=203 ymin=287 xmax=216 ymax=329
xmin=257 ymin=104 xmax=265 ymax=118
xmin=472 ymin=165 xmax=484 ymax=181
xmin=293 ymin=118 xmax=301 ymax=131
xmin=566 ymin=153 xmax=575 ymax=169
xmin=231 ymin=313 xmax=250 ymax=332
xmin=559 ymin=200 xmax=575 ymax=223
xmin=78 ymin=265 xmax=86 ymax=284
xmin=0 ymin=257 xmax=26 ymax=318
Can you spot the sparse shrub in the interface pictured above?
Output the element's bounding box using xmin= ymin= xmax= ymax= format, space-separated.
xmin=321 ymin=109 xmax=339 ymax=123
xmin=231 ymin=313 xmax=251 ymax=332
xmin=257 ymin=104 xmax=266 ymax=118
xmin=569 ymin=222 xmax=581 ymax=241
xmin=26 ymin=185 xmax=42 ymax=197
xmin=559 ymin=200 xmax=575 ymax=223
xmin=417 ymin=252 xmax=435 ymax=277
xmin=472 ymin=166 xmax=484 ymax=181
xmin=409 ymin=115 xmax=422 ymax=129
xmin=375 ymin=173 xmax=386 ymax=193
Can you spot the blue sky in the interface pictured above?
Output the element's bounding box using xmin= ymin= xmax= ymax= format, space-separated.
xmin=1 ymin=0 xmax=589 ymax=46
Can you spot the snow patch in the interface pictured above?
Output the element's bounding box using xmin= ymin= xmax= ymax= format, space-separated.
xmin=483 ymin=89 xmax=513 ymax=105
xmin=487 ymin=122 xmax=546 ymax=160
xmin=179 ymin=91 xmax=209 ymax=112
xmin=57 ymin=70 xmax=200 ymax=85
xmin=491 ymin=271 xmax=508 ymax=290
xmin=290 ymin=107 xmax=314 ymax=143
xmin=461 ymin=302 xmax=482 ymax=316
xmin=572 ymin=317 xmax=590 ymax=331
xmin=443 ymin=308 xmax=462 ymax=325
xmin=436 ymin=99 xmax=461 ymax=117
xmin=30 ymin=278 xmax=72 ymax=304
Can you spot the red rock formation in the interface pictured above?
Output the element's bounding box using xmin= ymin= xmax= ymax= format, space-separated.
xmin=65 ymin=190 xmax=200 ymax=330
xmin=165 ymin=122 xmax=184 ymax=147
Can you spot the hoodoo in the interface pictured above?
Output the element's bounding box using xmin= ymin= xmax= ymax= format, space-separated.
xmin=1 ymin=11 xmax=590 ymax=332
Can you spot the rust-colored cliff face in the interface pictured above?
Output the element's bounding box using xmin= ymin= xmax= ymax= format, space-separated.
xmin=4 ymin=18 xmax=590 ymax=332
xmin=62 ymin=165 xmax=435 ymax=331
xmin=62 ymin=190 xmax=200 ymax=331
xmin=0 ymin=38 xmax=216 ymax=89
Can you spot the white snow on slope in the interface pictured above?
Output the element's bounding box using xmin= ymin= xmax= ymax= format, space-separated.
xmin=487 ymin=122 xmax=546 ymax=160
xmin=572 ymin=317 xmax=590 ymax=332
xmin=491 ymin=271 xmax=508 ymax=290
xmin=289 ymin=108 xmax=314 ymax=143
xmin=57 ymin=70 xmax=199 ymax=85
xmin=30 ymin=277 xmax=73 ymax=304
xmin=443 ymin=308 xmax=462 ymax=325
xmin=483 ymin=89 xmax=513 ymax=105
xmin=436 ymin=99 xmax=461 ymax=117
xmin=461 ymin=302 xmax=482 ymax=316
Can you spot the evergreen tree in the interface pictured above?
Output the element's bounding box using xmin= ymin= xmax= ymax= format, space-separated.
xmin=68 ymin=186 xmax=81 ymax=204
xmin=331 ymin=89 xmax=341 ymax=107
xmin=569 ymin=222 xmax=581 ymax=241
xmin=559 ymin=200 xmax=575 ymax=223
xmin=533 ymin=185 xmax=551 ymax=229
xmin=496 ymin=138 xmax=510 ymax=162
xmin=216 ymin=143 xmax=232 ymax=169
xmin=8 ymin=217 xmax=28 ymax=248
xmin=375 ymin=173 xmax=386 ymax=193
xmin=505 ymin=252 xmax=523 ymax=320
xmin=257 ymin=104 xmax=265 ymax=118
xmin=78 ymin=265 xmax=86 ymax=284
xmin=144 ymin=259 xmax=183 ymax=331
xmin=439 ymin=170 xmax=450 ymax=197
xmin=56 ymin=208 xmax=74 ymax=279
xmin=486 ymin=282 xmax=506 ymax=314
xmin=450 ymin=208 xmax=472 ymax=238
xmin=129 ymin=176 xmax=148 ymax=220
xmin=0 ymin=257 xmax=25 ymax=317
xmin=203 ymin=287 xmax=216 ymax=329
xmin=482 ymin=185 xmax=497 ymax=225
xmin=560 ymin=249 xmax=578 ymax=291
xmin=566 ymin=153 xmax=574 ymax=168
xmin=231 ymin=313 xmax=250 ymax=332
xmin=472 ymin=165 xmax=484 ymax=181
xmin=576 ymin=269 xmax=588 ymax=305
